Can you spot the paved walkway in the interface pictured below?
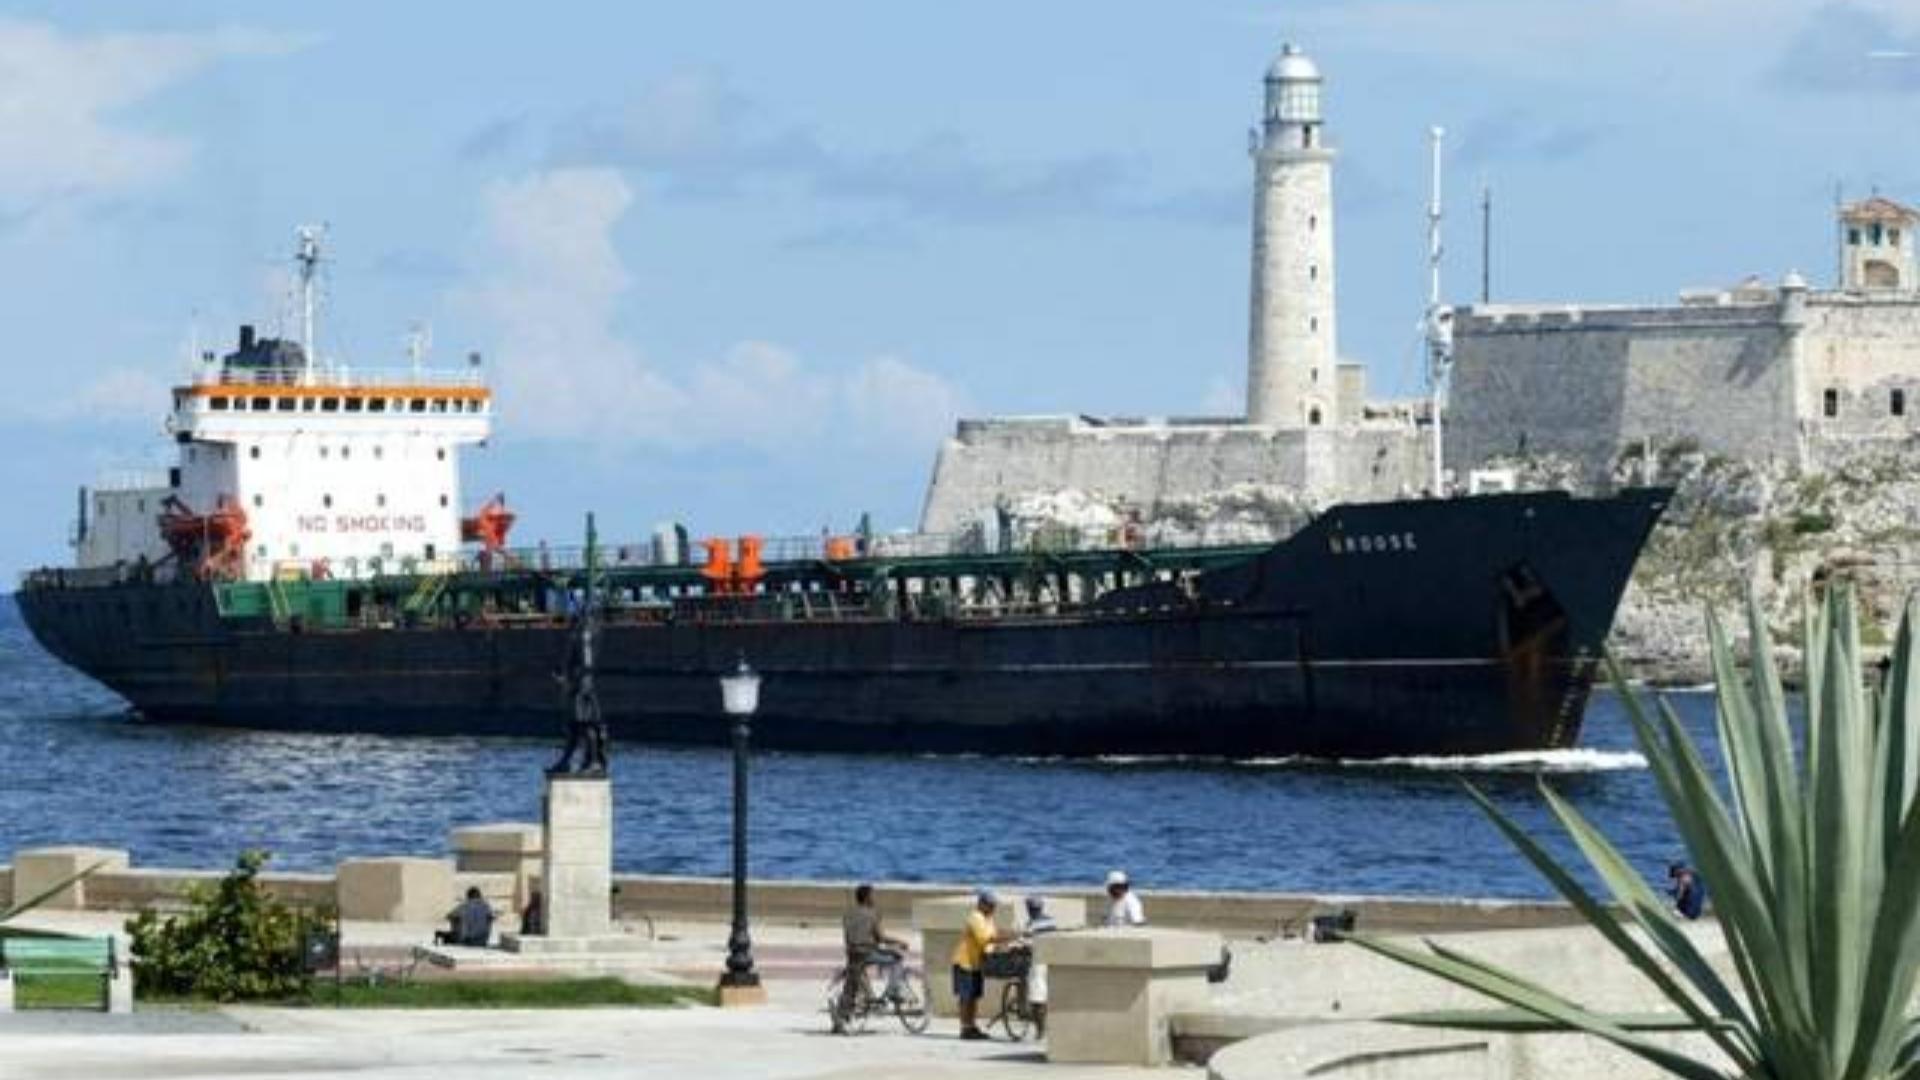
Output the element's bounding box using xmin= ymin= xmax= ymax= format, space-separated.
xmin=0 ymin=910 xmax=1194 ymax=1078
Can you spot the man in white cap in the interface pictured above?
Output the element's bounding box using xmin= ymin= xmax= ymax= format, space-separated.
xmin=1105 ymin=870 xmax=1146 ymax=927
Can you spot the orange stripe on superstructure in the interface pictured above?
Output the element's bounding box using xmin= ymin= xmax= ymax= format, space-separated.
xmin=177 ymin=384 xmax=491 ymax=402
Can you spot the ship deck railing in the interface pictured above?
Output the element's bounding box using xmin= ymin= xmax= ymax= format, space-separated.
xmin=190 ymin=365 xmax=485 ymax=390
xmin=473 ymin=524 xmax=1263 ymax=577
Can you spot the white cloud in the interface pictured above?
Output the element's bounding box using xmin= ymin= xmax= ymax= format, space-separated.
xmin=458 ymin=168 xmax=966 ymax=452
xmin=0 ymin=19 xmax=309 ymax=214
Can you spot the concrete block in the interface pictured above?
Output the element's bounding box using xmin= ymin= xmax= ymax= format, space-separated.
xmin=336 ymin=857 xmax=455 ymax=924
xmin=11 ymin=847 xmax=130 ymax=911
xmin=542 ymin=776 xmax=612 ymax=940
xmin=449 ymin=823 xmax=540 ymax=871
xmin=1039 ymin=927 xmax=1224 ymax=1066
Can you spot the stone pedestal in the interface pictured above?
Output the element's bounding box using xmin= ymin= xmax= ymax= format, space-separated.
xmin=12 ymin=847 xmax=129 ymax=911
xmin=108 ymin=966 xmax=133 ymax=1014
xmin=538 ymin=775 xmax=612 ymax=939
xmin=337 ymin=857 xmax=456 ymax=924
xmin=911 ymin=893 xmax=1088 ymax=1018
xmin=1038 ymin=928 xmax=1223 ymax=1066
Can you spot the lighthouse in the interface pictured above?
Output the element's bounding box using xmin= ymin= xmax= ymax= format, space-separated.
xmin=1246 ymin=43 xmax=1337 ymax=428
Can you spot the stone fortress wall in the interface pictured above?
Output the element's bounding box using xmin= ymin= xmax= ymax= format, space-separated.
xmin=1446 ymin=287 xmax=1920 ymax=482
xmin=920 ymin=414 xmax=1428 ymax=534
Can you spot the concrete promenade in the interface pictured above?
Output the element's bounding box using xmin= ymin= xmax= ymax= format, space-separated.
xmin=0 ymin=908 xmax=1177 ymax=1079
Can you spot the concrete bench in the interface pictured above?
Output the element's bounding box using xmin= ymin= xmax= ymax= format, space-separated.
xmin=0 ymin=935 xmax=132 ymax=1013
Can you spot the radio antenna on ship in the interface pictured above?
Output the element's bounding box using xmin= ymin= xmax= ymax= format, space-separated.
xmin=295 ymin=224 xmax=326 ymax=381
xmin=1424 ymin=126 xmax=1453 ymax=497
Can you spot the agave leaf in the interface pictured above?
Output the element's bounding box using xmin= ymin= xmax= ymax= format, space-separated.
xmin=1353 ymin=933 xmax=1730 ymax=1080
xmin=1631 ymin=694 xmax=1816 ymax=1059
xmin=1394 ymin=1008 xmax=1724 ymax=1033
xmin=1880 ymin=597 xmax=1920 ymax=878
xmin=1708 ymin=611 xmax=1773 ymax=880
xmin=1742 ymin=592 xmax=1809 ymax=1016
xmin=1810 ymin=591 xmax=1873 ymax=1069
xmin=1533 ymin=782 xmax=1758 ymax=1067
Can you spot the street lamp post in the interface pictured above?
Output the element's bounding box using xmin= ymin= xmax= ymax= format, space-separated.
xmin=717 ymin=658 xmax=764 ymax=1004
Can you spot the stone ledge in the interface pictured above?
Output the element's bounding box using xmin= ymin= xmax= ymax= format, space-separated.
xmin=1038 ymin=927 xmax=1223 ymax=970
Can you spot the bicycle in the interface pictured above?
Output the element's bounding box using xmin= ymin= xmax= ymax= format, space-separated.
xmin=825 ymin=948 xmax=930 ymax=1034
xmin=983 ymin=946 xmax=1039 ymax=1041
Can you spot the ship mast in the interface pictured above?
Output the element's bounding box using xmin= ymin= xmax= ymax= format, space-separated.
xmin=295 ymin=225 xmax=325 ymax=383
xmin=1424 ymin=127 xmax=1451 ymax=496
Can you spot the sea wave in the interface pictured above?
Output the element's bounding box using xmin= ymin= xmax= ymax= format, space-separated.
xmin=993 ymin=748 xmax=1649 ymax=773
xmin=1238 ymin=748 xmax=1649 ymax=773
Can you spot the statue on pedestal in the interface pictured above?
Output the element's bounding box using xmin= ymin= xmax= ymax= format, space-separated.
xmin=550 ymin=513 xmax=610 ymax=777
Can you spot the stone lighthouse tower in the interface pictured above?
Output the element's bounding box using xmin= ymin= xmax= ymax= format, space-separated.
xmin=1246 ymin=43 xmax=1337 ymax=428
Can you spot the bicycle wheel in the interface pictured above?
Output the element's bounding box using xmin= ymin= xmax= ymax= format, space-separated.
xmin=892 ymin=968 xmax=930 ymax=1034
xmin=998 ymin=979 xmax=1032 ymax=1041
xmin=824 ymin=970 xmax=873 ymax=1034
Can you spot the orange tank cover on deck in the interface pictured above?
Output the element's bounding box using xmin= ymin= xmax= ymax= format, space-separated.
xmin=698 ymin=537 xmax=735 ymax=587
xmin=824 ymin=536 xmax=856 ymax=561
xmin=735 ymin=535 xmax=765 ymax=587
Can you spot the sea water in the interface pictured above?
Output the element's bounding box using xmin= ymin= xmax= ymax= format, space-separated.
xmin=0 ymin=597 xmax=1722 ymax=900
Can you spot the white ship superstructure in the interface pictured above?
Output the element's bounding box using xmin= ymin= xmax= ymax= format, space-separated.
xmin=76 ymin=229 xmax=495 ymax=582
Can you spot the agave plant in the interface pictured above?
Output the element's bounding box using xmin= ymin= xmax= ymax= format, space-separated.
xmin=1352 ymin=587 xmax=1920 ymax=1079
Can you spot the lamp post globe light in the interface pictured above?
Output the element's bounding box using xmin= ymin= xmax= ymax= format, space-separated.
xmin=717 ymin=657 xmax=765 ymax=1004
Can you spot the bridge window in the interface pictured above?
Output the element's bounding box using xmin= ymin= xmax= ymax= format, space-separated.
xmin=253 ymin=494 xmax=263 ymax=508
xmin=369 ymin=398 xmax=387 ymax=413
xmin=439 ymin=494 xmax=449 ymax=507
xmin=210 ymin=396 xmax=229 ymax=411
xmin=276 ymin=397 xmax=295 ymax=412
xmin=249 ymin=446 xmax=260 ymax=459
xmin=251 ymin=397 xmax=269 ymax=411
xmin=345 ymin=398 xmax=363 ymax=413
xmin=410 ymin=398 xmax=427 ymax=413
xmin=437 ymin=448 xmax=446 ymax=461
xmin=300 ymin=398 xmax=315 ymax=412
xmin=321 ymin=398 xmax=340 ymax=413
xmin=1824 ymin=388 xmax=1839 ymax=418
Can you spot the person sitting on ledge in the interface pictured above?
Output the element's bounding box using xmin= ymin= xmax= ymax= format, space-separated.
xmin=435 ymin=886 xmax=496 ymax=947
xmin=1104 ymin=869 xmax=1146 ymax=927
xmin=519 ymin=889 xmax=545 ymax=937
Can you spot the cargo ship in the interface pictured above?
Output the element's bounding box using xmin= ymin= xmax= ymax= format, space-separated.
xmin=15 ymin=231 xmax=1668 ymax=759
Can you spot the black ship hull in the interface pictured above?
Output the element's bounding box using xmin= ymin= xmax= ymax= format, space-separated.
xmin=17 ymin=490 xmax=1668 ymax=759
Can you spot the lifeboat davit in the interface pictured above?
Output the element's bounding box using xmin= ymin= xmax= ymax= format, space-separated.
xmin=157 ymin=495 xmax=251 ymax=581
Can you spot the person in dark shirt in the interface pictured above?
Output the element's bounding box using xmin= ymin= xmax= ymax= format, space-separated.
xmin=434 ymin=887 xmax=496 ymax=946
xmin=835 ymin=883 xmax=908 ymax=1032
xmin=1668 ymin=861 xmax=1706 ymax=920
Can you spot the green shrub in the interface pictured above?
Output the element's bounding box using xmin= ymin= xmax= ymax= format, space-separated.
xmin=1792 ymin=512 xmax=1835 ymax=535
xmin=126 ymin=850 xmax=309 ymax=1002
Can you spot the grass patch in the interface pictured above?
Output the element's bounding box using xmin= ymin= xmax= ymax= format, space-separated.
xmin=301 ymin=977 xmax=713 ymax=1009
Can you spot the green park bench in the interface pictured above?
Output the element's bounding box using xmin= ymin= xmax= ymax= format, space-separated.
xmin=0 ymin=935 xmax=131 ymax=1013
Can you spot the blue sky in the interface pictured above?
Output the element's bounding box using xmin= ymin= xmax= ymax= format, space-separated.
xmin=1 ymin=1 xmax=1917 ymax=578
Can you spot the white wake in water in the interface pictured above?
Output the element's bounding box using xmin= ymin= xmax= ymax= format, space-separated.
xmin=1238 ymin=748 xmax=1649 ymax=773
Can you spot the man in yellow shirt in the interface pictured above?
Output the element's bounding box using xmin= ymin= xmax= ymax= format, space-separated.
xmin=951 ymin=888 xmax=1011 ymax=1040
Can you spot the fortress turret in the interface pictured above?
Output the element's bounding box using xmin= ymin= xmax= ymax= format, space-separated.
xmin=1246 ymin=43 xmax=1337 ymax=428
xmin=1841 ymin=196 xmax=1918 ymax=292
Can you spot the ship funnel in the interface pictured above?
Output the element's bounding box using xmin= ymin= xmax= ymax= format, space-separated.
xmin=239 ymin=324 xmax=256 ymax=351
